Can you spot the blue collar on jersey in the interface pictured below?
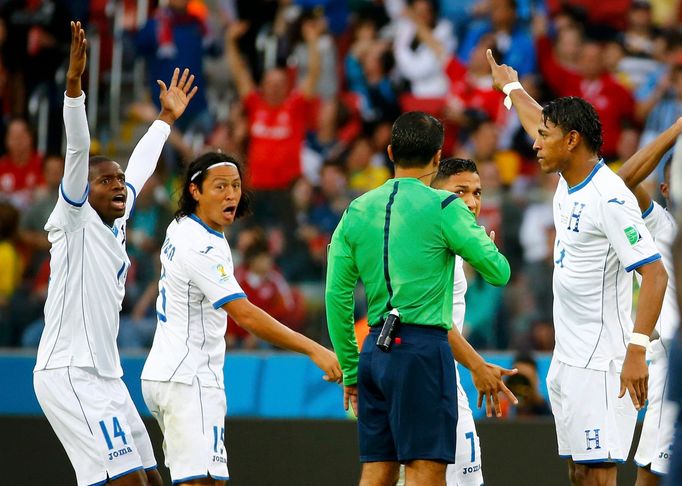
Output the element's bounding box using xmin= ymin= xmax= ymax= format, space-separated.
xmin=567 ymin=159 xmax=604 ymax=194
xmin=188 ymin=213 xmax=224 ymax=238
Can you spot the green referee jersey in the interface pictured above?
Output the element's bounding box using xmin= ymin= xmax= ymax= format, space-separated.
xmin=326 ymin=177 xmax=510 ymax=385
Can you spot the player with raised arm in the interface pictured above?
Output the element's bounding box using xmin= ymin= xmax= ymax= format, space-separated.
xmin=141 ymin=152 xmax=341 ymax=486
xmin=33 ymin=22 xmax=197 ymax=486
xmin=431 ymin=157 xmax=518 ymax=486
xmin=614 ymin=121 xmax=680 ymax=485
xmin=486 ymin=51 xmax=669 ymax=485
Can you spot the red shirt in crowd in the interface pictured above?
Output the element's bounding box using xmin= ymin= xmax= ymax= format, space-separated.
xmin=0 ymin=152 xmax=44 ymax=206
xmin=536 ymin=36 xmax=635 ymax=159
xmin=244 ymin=91 xmax=315 ymax=190
xmin=445 ymin=58 xmax=505 ymax=123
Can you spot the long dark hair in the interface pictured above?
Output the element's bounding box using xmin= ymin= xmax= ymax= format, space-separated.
xmin=175 ymin=152 xmax=251 ymax=220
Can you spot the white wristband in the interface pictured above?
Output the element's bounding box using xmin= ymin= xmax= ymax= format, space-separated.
xmin=629 ymin=332 xmax=650 ymax=349
xmin=502 ymin=81 xmax=524 ymax=110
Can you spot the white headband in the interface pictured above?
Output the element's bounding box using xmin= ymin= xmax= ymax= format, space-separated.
xmin=190 ymin=162 xmax=238 ymax=182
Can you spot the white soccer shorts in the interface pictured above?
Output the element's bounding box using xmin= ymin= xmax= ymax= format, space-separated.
xmin=635 ymin=350 xmax=677 ymax=475
xmin=547 ymin=358 xmax=638 ymax=463
xmin=142 ymin=378 xmax=229 ymax=483
xmin=446 ymin=367 xmax=484 ymax=486
xmin=34 ymin=366 xmax=157 ymax=486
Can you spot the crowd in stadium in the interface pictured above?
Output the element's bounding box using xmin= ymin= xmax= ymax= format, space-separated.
xmin=0 ymin=0 xmax=679 ymax=355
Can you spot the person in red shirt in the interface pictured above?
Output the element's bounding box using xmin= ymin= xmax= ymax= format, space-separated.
xmin=227 ymin=238 xmax=306 ymax=349
xmin=225 ymin=19 xmax=322 ymax=225
xmin=0 ymin=118 xmax=44 ymax=209
xmin=535 ymin=25 xmax=635 ymax=160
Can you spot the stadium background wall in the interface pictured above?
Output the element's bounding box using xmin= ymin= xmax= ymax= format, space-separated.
xmin=0 ymin=417 xmax=641 ymax=485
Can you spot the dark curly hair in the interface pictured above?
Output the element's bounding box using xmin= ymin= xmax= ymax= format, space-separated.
xmin=175 ymin=152 xmax=251 ymax=220
xmin=542 ymin=97 xmax=603 ymax=154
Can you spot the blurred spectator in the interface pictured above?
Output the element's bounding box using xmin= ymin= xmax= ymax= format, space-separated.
xmin=0 ymin=201 xmax=21 ymax=345
xmin=135 ymin=0 xmax=215 ymax=135
xmin=545 ymin=0 xmax=630 ymax=31
xmin=535 ymin=21 xmax=636 ymax=160
xmin=393 ymin=0 xmax=455 ymax=98
xmin=289 ymin=8 xmax=338 ymax=100
xmin=18 ymin=153 xmax=62 ymax=258
xmin=0 ymin=0 xmax=70 ymax=151
xmin=444 ymin=35 xmax=506 ymax=127
xmin=309 ymin=160 xmax=351 ymax=239
xmin=345 ymin=18 xmax=400 ymax=123
xmin=345 ymin=136 xmax=390 ymax=194
xmin=519 ymin=171 xmax=557 ymax=324
xmin=226 ymin=19 xmax=321 ymax=225
xmin=504 ymin=352 xmax=551 ymax=417
xmin=227 ymin=237 xmax=306 ymax=349
xmin=0 ymin=118 xmax=43 ymax=209
xmin=639 ymin=62 xmax=682 ymax=181
xmin=459 ymin=0 xmax=536 ymax=78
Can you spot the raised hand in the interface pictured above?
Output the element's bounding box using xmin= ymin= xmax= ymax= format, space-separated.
xmin=157 ymin=67 xmax=198 ymax=125
xmin=486 ymin=48 xmax=519 ymax=92
xmin=66 ymin=21 xmax=87 ymax=97
xmin=226 ymin=21 xmax=249 ymax=43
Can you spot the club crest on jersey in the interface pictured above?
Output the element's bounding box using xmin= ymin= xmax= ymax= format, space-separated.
xmin=624 ymin=225 xmax=642 ymax=245
xmin=215 ymin=264 xmax=230 ymax=282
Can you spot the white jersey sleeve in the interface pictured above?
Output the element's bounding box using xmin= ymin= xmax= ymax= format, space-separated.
xmin=123 ymin=120 xmax=171 ymax=219
xmin=49 ymin=92 xmax=90 ymax=231
xmin=452 ymin=256 xmax=467 ymax=333
xmin=183 ymin=244 xmax=246 ymax=309
xmin=597 ymin=189 xmax=660 ymax=272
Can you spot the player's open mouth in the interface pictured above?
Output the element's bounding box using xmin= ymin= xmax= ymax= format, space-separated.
xmin=112 ymin=194 xmax=126 ymax=210
xmin=223 ymin=205 xmax=236 ymax=217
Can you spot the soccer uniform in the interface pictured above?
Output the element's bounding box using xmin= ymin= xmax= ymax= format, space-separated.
xmin=634 ymin=201 xmax=679 ymax=475
xmin=445 ymin=256 xmax=484 ymax=486
xmin=326 ymin=178 xmax=510 ymax=464
xmin=141 ymin=215 xmax=246 ymax=484
xmin=33 ymin=92 xmax=170 ymax=486
xmin=546 ymin=161 xmax=661 ymax=463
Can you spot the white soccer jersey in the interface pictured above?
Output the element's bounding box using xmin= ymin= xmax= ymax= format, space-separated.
xmin=35 ymin=93 xmax=170 ymax=378
xmin=642 ymin=201 xmax=679 ymax=346
xmin=141 ymin=215 xmax=246 ymax=388
xmin=452 ymin=256 xmax=467 ymax=333
xmin=551 ymin=161 xmax=661 ymax=372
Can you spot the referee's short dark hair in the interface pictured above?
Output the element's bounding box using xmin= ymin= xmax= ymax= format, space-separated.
xmin=432 ymin=158 xmax=478 ymax=187
xmin=542 ymin=97 xmax=603 ymax=154
xmin=390 ymin=111 xmax=444 ymax=168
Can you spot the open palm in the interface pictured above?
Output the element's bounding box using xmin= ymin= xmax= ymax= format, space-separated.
xmin=158 ymin=67 xmax=198 ymax=122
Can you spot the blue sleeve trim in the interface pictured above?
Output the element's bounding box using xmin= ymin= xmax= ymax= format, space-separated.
xmin=144 ymin=465 xmax=158 ymax=472
xmin=126 ymin=182 xmax=138 ymax=216
xmin=87 ymin=480 xmax=107 ymax=486
xmin=60 ymin=181 xmax=89 ymax=207
xmin=105 ymin=466 xmax=144 ymax=482
xmin=625 ymin=253 xmax=661 ymax=272
xmin=441 ymin=194 xmax=458 ymax=209
xmin=642 ymin=201 xmax=654 ymax=218
xmin=213 ymin=292 xmax=247 ymax=309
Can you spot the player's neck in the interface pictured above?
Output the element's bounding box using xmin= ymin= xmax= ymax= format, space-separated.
xmin=561 ymin=155 xmax=601 ymax=188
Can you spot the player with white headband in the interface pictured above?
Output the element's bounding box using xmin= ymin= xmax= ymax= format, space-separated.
xmin=141 ymin=152 xmax=342 ymax=485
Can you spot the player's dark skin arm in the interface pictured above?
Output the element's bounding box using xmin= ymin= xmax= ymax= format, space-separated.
xmin=620 ymin=260 xmax=668 ymax=409
xmin=617 ymin=117 xmax=682 ymax=212
xmin=447 ymin=329 xmax=518 ymax=417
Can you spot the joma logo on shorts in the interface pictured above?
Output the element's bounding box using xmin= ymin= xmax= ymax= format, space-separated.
xmin=462 ymin=464 xmax=481 ymax=475
xmin=213 ymin=455 xmax=227 ymax=464
xmin=585 ymin=429 xmax=601 ymax=450
xmin=108 ymin=446 xmax=133 ymax=460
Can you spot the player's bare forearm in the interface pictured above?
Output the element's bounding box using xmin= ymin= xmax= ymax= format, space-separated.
xmin=225 ymin=22 xmax=255 ymax=98
xmin=66 ymin=21 xmax=87 ymax=98
xmin=633 ymin=259 xmax=668 ymax=338
xmin=447 ymin=328 xmax=485 ymax=370
xmin=618 ymin=117 xmax=682 ymax=189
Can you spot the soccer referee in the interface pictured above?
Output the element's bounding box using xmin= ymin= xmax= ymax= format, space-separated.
xmin=326 ymin=112 xmax=511 ymax=486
